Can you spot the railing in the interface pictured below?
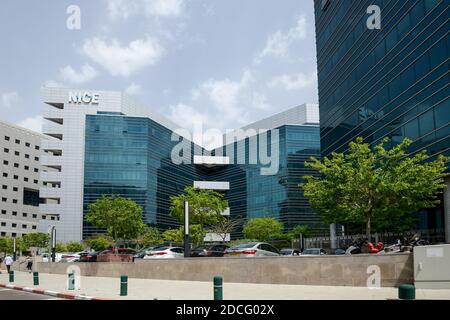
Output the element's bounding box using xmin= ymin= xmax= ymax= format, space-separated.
xmin=304 ymin=229 xmax=446 ymax=251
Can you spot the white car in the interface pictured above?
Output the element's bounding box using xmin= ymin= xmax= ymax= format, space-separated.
xmin=59 ymin=251 xmax=86 ymax=263
xmin=41 ymin=253 xmax=64 ymax=263
xmin=143 ymin=246 xmax=184 ymax=259
xmin=224 ymin=242 xmax=280 ymax=257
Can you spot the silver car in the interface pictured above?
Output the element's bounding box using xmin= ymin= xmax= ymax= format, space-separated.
xmin=224 ymin=242 xmax=280 ymax=257
xmin=301 ymin=248 xmax=327 ymax=256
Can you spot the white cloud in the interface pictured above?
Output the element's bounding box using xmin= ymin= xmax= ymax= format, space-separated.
xmin=267 ymin=72 xmax=317 ymax=90
xmin=60 ymin=64 xmax=99 ymax=84
xmin=82 ymin=37 xmax=164 ymax=77
xmin=255 ymin=16 xmax=307 ymax=64
xmin=17 ymin=115 xmax=43 ymax=133
xmin=168 ymin=69 xmax=270 ymax=133
xmin=107 ymin=0 xmax=184 ymax=20
xmin=1 ymin=91 xmax=19 ymax=108
xmin=125 ymin=83 xmax=142 ymax=95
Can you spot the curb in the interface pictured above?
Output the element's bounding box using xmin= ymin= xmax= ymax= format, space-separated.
xmin=0 ymin=283 xmax=112 ymax=300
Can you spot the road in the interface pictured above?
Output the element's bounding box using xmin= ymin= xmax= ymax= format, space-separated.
xmin=0 ymin=288 xmax=62 ymax=300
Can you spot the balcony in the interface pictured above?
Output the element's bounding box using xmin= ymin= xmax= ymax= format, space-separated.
xmin=39 ymin=187 xmax=61 ymax=199
xmin=41 ymin=155 xmax=63 ymax=168
xmin=39 ymin=203 xmax=61 ymax=215
xmin=40 ymin=171 xmax=62 ymax=183
xmin=43 ymin=108 xmax=64 ymax=125
xmin=41 ymin=140 xmax=63 ymax=153
xmin=42 ymin=123 xmax=63 ymax=140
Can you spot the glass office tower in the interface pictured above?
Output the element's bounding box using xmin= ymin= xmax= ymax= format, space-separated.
xmin=314 ymin=0 xmax=449 ymax=230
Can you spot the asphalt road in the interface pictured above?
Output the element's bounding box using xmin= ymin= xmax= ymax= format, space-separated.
xmin=0 ymin=288 xmax=62 ymax=300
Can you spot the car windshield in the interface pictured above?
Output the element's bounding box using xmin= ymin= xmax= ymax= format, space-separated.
xmin=304 ymin=249 xmax=320 ymax=255
xmin=232 ymin=242 xmax=257 ymax=249
xmin=280 ymin=250 xmax=293 ymax=255
xmin=151 ymin=246 xmax=169 ymax=251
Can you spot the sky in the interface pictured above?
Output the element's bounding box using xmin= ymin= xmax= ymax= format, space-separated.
xmin=0 ymin=0 xmax=319 ymax=135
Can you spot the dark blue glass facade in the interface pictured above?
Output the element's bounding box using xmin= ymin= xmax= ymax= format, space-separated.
xmin=205 ymin=125 xmax=324 ymax=236
xmin=83 ymin=115 xmax=197 ymax=238
xmin=314 ymin=0 xmax=449 ymax=229
xmin=83 ymin=114 xmax=323 ymax=238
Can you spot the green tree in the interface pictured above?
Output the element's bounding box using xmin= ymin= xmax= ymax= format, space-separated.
xmin=86 ymin=236 xmax=113 ymax=252
xmin=170 ymin=186 xmax=228 ymax=237
xmin=287 ymin=225 xmax=310 ymax=240
xmin=137 ymin=227 xmax=162 ymax=247
xmin=162 ymin=224 xmax=206 ymax=247
xmin=22 ymin=233 xmax=50 ymax=249
xmin=66 ymin=242 xmax=85 ymax=252
xmin=243 ymin=217 xmax=284 ymax=241
xmin=86 ymin=196 xmax=146 ymax=242
xmin=0 ymin=237 xmax=11 ymax=254
xmin=302 ymin=137 xmax=449 ymax=238
xmin=55 ymin=243 xmax=67 ymax=253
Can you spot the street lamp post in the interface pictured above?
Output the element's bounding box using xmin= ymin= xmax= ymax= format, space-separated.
xmin=184 ymin=201 xmax=190 ymax=258
xmin=51 ymin=226 xmax=56 ymax=262
xmin=13 ymin=237 xmax=16 ymax=261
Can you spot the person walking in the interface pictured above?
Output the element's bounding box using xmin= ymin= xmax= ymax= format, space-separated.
xmin=4 ymin=255 xmax=13 ymax=274
xmin=25 ymin=255 xmax=33 ymax=273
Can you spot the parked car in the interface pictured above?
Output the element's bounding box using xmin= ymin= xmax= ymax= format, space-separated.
xmin=301 ymin=248 xmax=327 ymax=256
xmin=132 ymin=247 xmax=157 ymax=261
xmin=224 ymin=242 xmax=280 ymax=257
xmin=79 ymin=251 xmax=98 ymax=262
xmin=60 ymin=251 xmax=86 ymax=262
xmin=42 ymin=253 xmax=64 ymax=263
xmin=191 ymin=244 xmax=229 ymax=257
xmin=99 ymin=248 xmax=136 ymax=255
xmin=333 ymin=248 xmax=347 ymax=255
xmin=280 ymin=248 xmax=301 ymax=256
xmin=143 ymin=246 xmax=184 ymax=259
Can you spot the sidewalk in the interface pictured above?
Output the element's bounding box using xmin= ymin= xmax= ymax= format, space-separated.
xmin=1 ymin=271 xmax=450 ymax=300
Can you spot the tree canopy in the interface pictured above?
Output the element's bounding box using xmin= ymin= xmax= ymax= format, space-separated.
xmin=243 ymin=217 xmax=284 ymax=241
xmin=86 ymin=235 xmax=114 ymax=252
xmin=86 ymin=196 xmax=146 ymax=242
xmin=22 ymin=233 xmax=50 ymax=249
xmin=301 ymin=137 xmax=449 ymax=238
xmin=170 ymin=186 xmax=228 ymax=234
xmin=162 ymin=224 xmax=206 ymax=247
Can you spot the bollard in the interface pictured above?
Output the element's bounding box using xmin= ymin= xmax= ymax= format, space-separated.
xmin=33 ymin=272 xmax=39 ymax=286
xmin=120 ymin=275 xmax=128 ymax=296
xmin=68 ymin=272 xmax=75 ymax=290
xmin=213 ymin=276 xmax=223 ymax=300
xmin=9 ymin=271 xmax=14 ymax=283
xmin=398 ymin=284 xmax=415 ymax=300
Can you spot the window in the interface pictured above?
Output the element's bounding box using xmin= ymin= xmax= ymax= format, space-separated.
xmin=32 ymin=214 xmax=37 ymax=219
xmin=0 ymin=232 xmax=5 ymax=236
xmin=32 ymin=226 xmax=37 ymax=230
xmin=3 ymin=160 xmax=8 ymax=165
xmin=35 ymin=146 xmax=40 ymax=150
xmin=12 ymin=223 xmax=17 ymax=228
xmin=13 ymin=175 xmax=18 ymax=180
xmin=22 ymin=213 xmax=28 ymax=217
xmin=12 ymin=233 xmax=16 ymax=237
xmin=1 ymin=198 xmax=6 ymax=202
xmin=1 ymin=222 xmax=6 ymax=227
xmin=15 ymin=139 xmax=20 ymax=144
xmin=22 ymin=224 xmax=27 ymax=229
xmin=12 ymin=211 xmax=17 ymax=216
xmin=33 ymin=179 xmax=38 ymax=184
xmin=25 ymin=142 xmax=30 ymax=147
xmin=24 ymin=166 xmax=29 ymax=170
xmin=2 ymin=185 xmax=6 ymax=190
xmin=4 ymin=148 xmax=9 ymax=153
xmin=23 ymin=189 xmax=40 ymax=207
xmin=2 ymin=173 xmax=7 ymax=178
xmin=14 ymin=163 xmax=19 ymax=168
xmin=25 ymin=154 xmax=30 ymax=159
xmin=12 ymin=199 xmax=18 ymax=204
xmin=13 ymin=187 xmax=18 ymax=192
xmin=24 ymin=177 xmax=29 ymax=182
xmin=1 ymin=210 xmax=6 ymax=215
xmin=42 ymin=215 xmax=47 ymax=219
xmin=34 ymin=157 xmax=39 ymax=161
xmin=4 ymin=136 xmax=10 ymax=141
xmin=14 ymin=151 xmax=19 ymax=156
xmin=34 ymin=168 xmax=38 ymax=173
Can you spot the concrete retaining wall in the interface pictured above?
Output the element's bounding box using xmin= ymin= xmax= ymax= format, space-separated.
xmin=32 ymin=253 xmax=413 ymax=287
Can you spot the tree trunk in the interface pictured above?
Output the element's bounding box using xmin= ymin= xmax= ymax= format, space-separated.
xmin=366 ymin=217 xmax=371 ymax=241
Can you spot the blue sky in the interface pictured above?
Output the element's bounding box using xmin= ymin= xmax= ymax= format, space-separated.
xmin=0 ymin=0 xmax=318 ymax=133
